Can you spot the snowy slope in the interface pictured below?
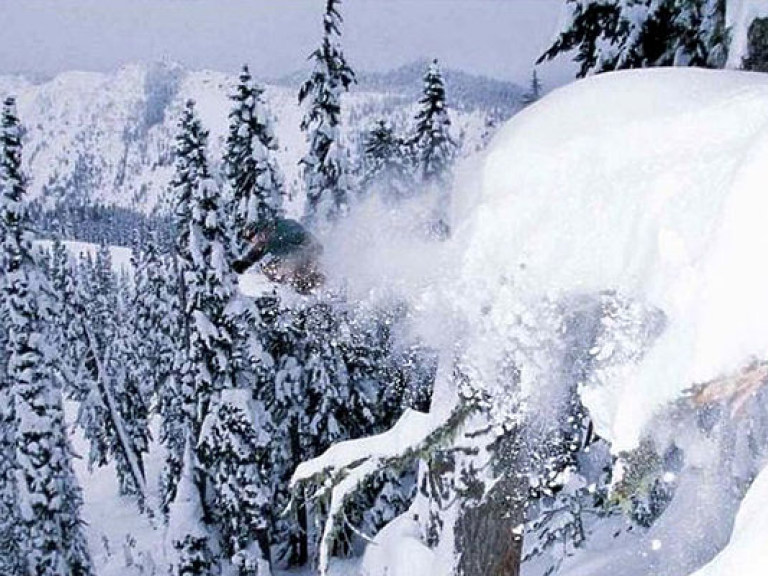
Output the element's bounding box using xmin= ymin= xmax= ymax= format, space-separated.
xmin=0 ymin=63 xmax=509 ymax=215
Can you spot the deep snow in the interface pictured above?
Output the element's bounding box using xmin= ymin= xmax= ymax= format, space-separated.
xmin=462 ymin=67 xmax=768 ymax=451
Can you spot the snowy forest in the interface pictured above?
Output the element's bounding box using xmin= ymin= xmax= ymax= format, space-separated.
xmin=3 ymin=1 xmax=768 ymax=575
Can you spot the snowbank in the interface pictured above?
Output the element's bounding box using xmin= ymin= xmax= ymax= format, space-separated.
xmin=459 ymin=68 xmax=768 ymax=451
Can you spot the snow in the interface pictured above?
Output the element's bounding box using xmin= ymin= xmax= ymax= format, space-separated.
xmin=359 ymin=513 xmax=435 ymax=576
xmin=291 ymin=409 xmax=435 ymax=484
xmin=461 ymin=67 xmax=768 ymax=451
xmin=690 ymin=463 xmax=768 ymax=576
xmin=36 ymin=240 xmax=134 ymax=274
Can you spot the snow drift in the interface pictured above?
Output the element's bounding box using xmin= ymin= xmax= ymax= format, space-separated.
xmin=459 ymin=67 xmax=768 ymax=451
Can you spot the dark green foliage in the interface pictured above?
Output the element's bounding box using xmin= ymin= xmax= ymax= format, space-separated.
xmin=743 ymin=17 xmax=768 ymax=71
xmin=539 ymin=0 xmax=728 ymax=77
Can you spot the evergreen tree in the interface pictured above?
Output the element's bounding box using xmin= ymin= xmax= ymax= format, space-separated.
xmin=522 ymin=69 xmax=543 ymax=105
xmin=69 ymin=245 xmax=149 ymax=505
xmin=197 ymin=390 xmax=272 ymax=573
xmin=171 ymin=103 xmax=273 ymax=572
xmin=411 ymin=59 xmax=456 ymax=185
xmin=0 ymin=96 xmax=93 ymax=576
xmin=172 ymin=100 xmax=211 ymax=264
xmin=168 ymin=439 xmax=215 ymax=576
xmin=299 ymin=0 xmax=356 ymax=226
xmin=162 ymin=100 xmax=211 ymax=512
xmin=361 ymin=119 xmax=413 ymax=200
xmin=131 ymin=238 xmax=179 ymax=402
xmin=262 ymin=296 xmax=425 ymax=567
xmin=539 ymin=0 xmax=728 ymax=77
xmin=46 ymin=238 xmax=85 ymax=387
xmin=0 ymin=212 xmax=21 ymax=576
xmin=410 ymin=59 xmax=456 ymax=238
xmin=224 ymin=64 xmax=285 ymax=257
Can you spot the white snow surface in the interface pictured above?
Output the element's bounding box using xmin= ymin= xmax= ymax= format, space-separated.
xmin=460 ymin=67 xmax=768 ymax=451
xmin=690 ymin=463 xmax=768 ymax=576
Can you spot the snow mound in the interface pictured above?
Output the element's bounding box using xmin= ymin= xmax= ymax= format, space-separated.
xmin=360 ymin=513 xmax=435 ymax=576
xmin=461 ymin=68 xmax=768 ymax=451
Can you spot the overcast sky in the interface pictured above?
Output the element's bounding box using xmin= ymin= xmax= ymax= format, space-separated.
xmin=0 ymin=0 xmax=573 ymax=86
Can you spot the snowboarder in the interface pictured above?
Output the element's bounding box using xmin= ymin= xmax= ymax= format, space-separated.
xmin=232 ymin=217 xmax=324 ymax=294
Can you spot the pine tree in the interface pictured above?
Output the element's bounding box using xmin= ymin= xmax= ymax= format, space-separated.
xmin=46 ymin=238 xmax=86 ymax=388
xmin=361 ymin=119 xmax=413 ymax=201
xmin=0 ymin=96 xmax=93 ymax=576
xmin=131 ymin=238 xmax=179 ymax=401
xmin=263 ymin=296 xmax=415 ymax=566
xmin=111 ymin=270 xmax=151 ymax=499
xmin=162 ymin=100 xmax=211 ymax=512
xmin=197 ymin=390 xmax=272 ymax=572
xmin=224 ymin=64 xmax=285 ymax=257
xmin=172 ymin=100 xmax=210 ymax=265
xmin=71 ymin=244 xmax=149 ymax=505
xmin=0 ymin=229 xmax=21 ymax=576
xmin=168 ymin=439 xmax=215 ymax=576
xmin=410 ymin=59 xmax=456 ymax=238
xmin=170 ymin=103 xmax=274 ymax=572
xmin=522 ymin=69 xmax=543 ymax=105
xmin=538 ymin=0 xmax=728 ymax=77
xmin=299 ymin=0 xmax=356 ymax=226
xmin=411 ymin=59 xmax=456 ymax=185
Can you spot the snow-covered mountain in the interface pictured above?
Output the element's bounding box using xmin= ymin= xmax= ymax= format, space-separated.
xmin=0 ymin=62 xmax=522 ymax=214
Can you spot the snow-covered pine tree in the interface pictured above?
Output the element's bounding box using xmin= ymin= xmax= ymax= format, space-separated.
xmin=110 ymin=268 xmax=151 ymax=500
xmin=182 ymin=174 xmax=240 ymax=436
xmin=410 ymin=59 xmax=456 ymax=238
xmin=131 ymin=238 xmax=179 ymax=401
xmin=299 ymin=0 xmax=356 ymax=226
xmin=168 ymin=438 xmax=215 ymax=576
xmin=0 ymin=96 xmax=93 ymax=576
xmin=161 ymin=100 xmax=211 ymax=513
xmin=262 ymin=295 xmax=426 ymax=567
xmin=0 ymin=197 xmax=21 ymax=576
xmin=174 ymin=114 xmax=272 ymax=571
xmin=46 ymin=238 xmax=85 ymax=388
xmin=361 ymin=119 xmax=413 ymax=201
xmin=224 ymin=64 xmax=285 ymax=258
xmin=70 ymin=244 xmax=149 ymax=505
xmin=197 ymin=390 xmax=272 ymax=573
xmin=539 ymin=0 xmax=728 ymax=77
xmin=411 ymin=59 xmax=456 ymax=185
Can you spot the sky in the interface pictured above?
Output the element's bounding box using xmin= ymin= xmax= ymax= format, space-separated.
xmin=0 ymin=0 xmax=574 ymax=87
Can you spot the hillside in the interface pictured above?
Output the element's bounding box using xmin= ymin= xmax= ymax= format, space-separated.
xmin=0 ymin=62 xmax=522 ymax=215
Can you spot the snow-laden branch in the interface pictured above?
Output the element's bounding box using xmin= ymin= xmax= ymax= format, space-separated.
xmin=290 ymin=405 xmax=471 ymax=575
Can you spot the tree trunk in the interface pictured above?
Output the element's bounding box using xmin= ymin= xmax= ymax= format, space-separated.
xmin=454 ymin=473 xmax=525 ymax=576
xmin=455 ymin=432 xmax=526 ymax=576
